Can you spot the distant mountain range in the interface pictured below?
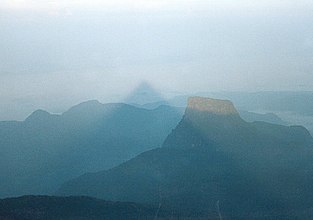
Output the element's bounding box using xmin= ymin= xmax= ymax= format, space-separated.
xmin=132 ymin=89 xmax=313 ymax=134
xmin=58 ymin=97 xmax=313 ymax=219
xmin=0 ymin=97 xmax=291 ymax=199
xmin=0 ymin=101 xmax=182 ymax=197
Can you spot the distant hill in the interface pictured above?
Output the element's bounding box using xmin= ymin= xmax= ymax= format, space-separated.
xmin=0 ymin=195 xmax=175 ymax=220
xmin=58 ymin=97 xmax=313 ymax=219
xmin=0 ymin=101 xmax=182 ymax=197
xmin=238 ymin=110 xmax=288 ymax=125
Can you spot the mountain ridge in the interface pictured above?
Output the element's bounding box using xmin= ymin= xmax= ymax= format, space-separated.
xmin=57 ymin=96 xmax=313 ymax=219
xmin=0 ymin=100 xmax=183 ymax=198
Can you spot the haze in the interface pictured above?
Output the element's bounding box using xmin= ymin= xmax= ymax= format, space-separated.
xmin=1 ymin=0 xmax=313 ymax=120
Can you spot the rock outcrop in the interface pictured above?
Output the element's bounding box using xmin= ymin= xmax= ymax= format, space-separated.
xmin=186 ymin=96 xmax=239 ymax=115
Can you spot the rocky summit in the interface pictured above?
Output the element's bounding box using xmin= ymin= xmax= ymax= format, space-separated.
xmin=186 ymin=96 xmax=239 ymax=115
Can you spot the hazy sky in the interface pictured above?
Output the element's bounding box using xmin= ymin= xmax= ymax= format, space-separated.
xmin=1 ymin=0 xmax=313 ymax=120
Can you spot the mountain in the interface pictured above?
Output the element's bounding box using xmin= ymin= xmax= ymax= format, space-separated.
xmin=141 ymin=92 xmax=313 ymax=134
xmin=58 ymin=97 xmax=313 ymax=219
xmin=0 ymin=195 xmax=175 ymax=220
xmin=124 ymin=81 xmax=166 ymax=105
xmin=0 ymin=101 xmax=182 ymax=198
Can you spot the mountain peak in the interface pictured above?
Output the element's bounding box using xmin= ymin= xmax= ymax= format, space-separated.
xmin=187 ymin=96 xmax=239 ymax=115
xmin=63 ymin=100 xmax=103 ymax=115
xmin=124 ymin=81 xmax=165 ymax=105
xmin=25 ymin=109 xmax=52 ymax=122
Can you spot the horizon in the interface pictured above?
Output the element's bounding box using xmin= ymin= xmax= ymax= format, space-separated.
xmin=1 ymin=0 xmax=313 ymax=120
xmin=2 ymin=83 xmax=313 ymax=121
xmin=2 ymin=87 xmax=313 ymax=122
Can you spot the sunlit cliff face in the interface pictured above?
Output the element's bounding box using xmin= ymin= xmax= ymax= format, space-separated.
xmin=187 ymin=97 xmax=239 ymax=115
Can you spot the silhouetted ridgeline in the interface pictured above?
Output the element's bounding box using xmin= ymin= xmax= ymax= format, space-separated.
xmin=58 ymin=97 xmax=313 ymax=219
xmin=0 ymin=97 xmax=285 ymax=199
xmin=0 ymin=101 xmax=182 ymax=197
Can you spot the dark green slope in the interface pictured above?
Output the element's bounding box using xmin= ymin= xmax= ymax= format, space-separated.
xmin=0 ymin=101 xmax=182 ymax=197
xmin=0 ymin=195 xmax=175 ymax=220
xmin=58 ymin=97 xmax=313 ymax=219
